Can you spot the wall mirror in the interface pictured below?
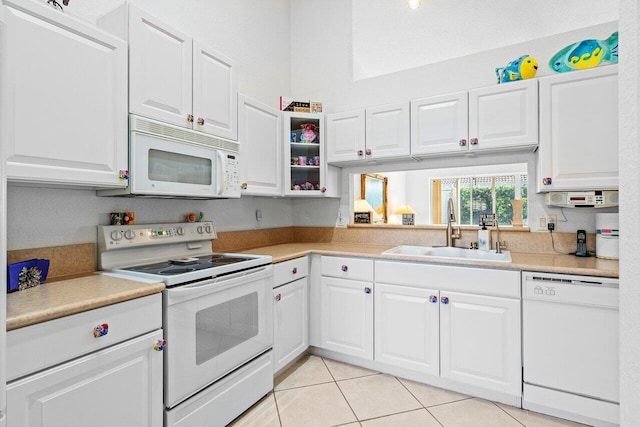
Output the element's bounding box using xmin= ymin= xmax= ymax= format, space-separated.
xmin=360 ymin=173 xmax=388 ymax=223
xmin=351 ymin=163 xmax=528 ymax=227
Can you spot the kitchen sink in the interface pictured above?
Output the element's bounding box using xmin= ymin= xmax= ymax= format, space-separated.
xmin=382 ymin=245 xmax=512 ymax=263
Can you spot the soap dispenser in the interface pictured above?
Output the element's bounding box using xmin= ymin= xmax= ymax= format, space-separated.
xmin=478 ymin=222 xmax=491 ymax=251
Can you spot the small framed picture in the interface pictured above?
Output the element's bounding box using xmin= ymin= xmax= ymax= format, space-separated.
xmin=354 ymin=212 xmax=372 ymax=224
xmin=402 ymin=213 xmax=415 ymax=225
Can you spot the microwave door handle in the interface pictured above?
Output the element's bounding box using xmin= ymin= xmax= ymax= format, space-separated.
xmin=216 ymin=151 xmax=225 ymax=196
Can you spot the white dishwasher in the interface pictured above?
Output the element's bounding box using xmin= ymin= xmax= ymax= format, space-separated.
xmin=522 ymin=271 xmax=619 ymax=427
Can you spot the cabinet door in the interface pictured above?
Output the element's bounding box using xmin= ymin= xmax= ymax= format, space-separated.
xmin=129 ymin=5 xmax=192 ymax=128
xmin=7 ymin=330 xmax=164 ymax=427
xmin=537 ymin=66 xmax=618 ymax=192
xmin=440 ymin=292 xmax=521 ymax=395
xmin=326 ymin=110 xmax=366 ymax=163
xmin=320 ymin=277 xmax=373 ymax=360
xmin=411 ymin=92 xmax=469 ymax=156
xmin=365 ymin=102 xmax=411 ymax=160
xmin=273 ymin=278 xmax=309 ymax=373
xmin=468 ymin=79 xmax=538 ymax=152
xmin=193 ymin=41 xmax=237 ymax=140
xmin=374 ymin=284 xmax=439 ymax=375
xmin=2 ymin=1 xmax=128 ymax=188
xmin=238 ymin=95 xmax=282 ymax=196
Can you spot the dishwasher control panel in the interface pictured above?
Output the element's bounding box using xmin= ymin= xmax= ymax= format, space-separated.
xmin=522 ymin=271 xmax=618 ymax=308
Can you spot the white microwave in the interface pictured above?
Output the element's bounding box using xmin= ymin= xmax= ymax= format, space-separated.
xmin=99 ymin=115 xmax=241 ymax=199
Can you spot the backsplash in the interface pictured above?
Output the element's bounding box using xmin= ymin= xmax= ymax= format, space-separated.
xmin=7 ymin=243 xmax=95 ymax=281
xmin=7 ymin=227 xmax=595 ymax=281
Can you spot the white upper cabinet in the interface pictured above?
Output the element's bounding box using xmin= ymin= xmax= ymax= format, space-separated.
xmin=326 ymin=110 xmax=366 ymax=163
xmin=365 ymin=102 xmax=411 ymax=160
xmin=411 ymin=91 xmax=469 ymax=156
xmin=128 ymin=6 xmax=237 ymax=140
xmin=326 ymin=102 xmax=410 ymax=164
xmin=192 ymin=41 xmax=237 ymax=139
xmin=238 ymin=94 xmax=282 ymax=196
xmin=468 ymin=79 xmax=538 ymax=152
xmin=412 ymin=81 xmax=538 ymax=156
xmin=128 ymin=6 xmax=192 ymax=129
xmin=537 ymin=65 xmax=618 ymax=192
xmin=1 ymin=0 xmax=128 ymax=188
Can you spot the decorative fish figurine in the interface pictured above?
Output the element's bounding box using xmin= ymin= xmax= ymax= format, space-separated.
xmin=495 ymin=55 xmax=539 ymax=84
xmin=549 ymin=32 xmax=618 ymax=73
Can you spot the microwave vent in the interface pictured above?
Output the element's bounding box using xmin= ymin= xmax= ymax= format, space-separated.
xmin=130 ymin=115 xmax=239 ymax=153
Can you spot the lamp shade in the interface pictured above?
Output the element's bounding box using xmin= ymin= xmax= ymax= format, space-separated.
xmin=394 ymin=205 xmax=415 ymax=215
xmin=354 ymin=199 xmax=375 ymax=213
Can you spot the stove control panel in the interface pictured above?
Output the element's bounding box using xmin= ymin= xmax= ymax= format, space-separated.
xmin=98 ymin=222 xmax=217 ymax=250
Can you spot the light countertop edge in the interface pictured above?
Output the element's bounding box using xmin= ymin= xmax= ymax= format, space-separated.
xmin=239 ymin=243 xmax=619 ymax=279
xmin=7 ymin=272 xmax=165 ymax=331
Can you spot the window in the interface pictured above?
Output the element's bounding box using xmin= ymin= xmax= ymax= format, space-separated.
xmin=432 ymin=174 xmax=527 ymax=226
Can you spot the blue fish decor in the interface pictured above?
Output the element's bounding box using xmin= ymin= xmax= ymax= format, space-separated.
xmin=549 ymin=32 xmax=618 ymax=73
xmin=495 ymin=55 xmax=539 ymax=84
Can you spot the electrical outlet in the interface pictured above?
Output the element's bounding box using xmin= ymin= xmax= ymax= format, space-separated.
xmin=546 ymin=215 xmax=557 ymax=231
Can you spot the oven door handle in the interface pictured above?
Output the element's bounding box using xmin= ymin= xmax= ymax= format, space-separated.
xmin=164 ymin=265 xmax=272 ymax=306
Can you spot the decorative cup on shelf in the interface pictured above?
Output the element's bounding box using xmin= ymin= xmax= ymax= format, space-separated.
xmin=313 ymin=156 xmax=320 ymax=166
xmin=291 ymin=157 xmax=298 ymax=165
xmin=298 ymin=156 xmax=307 ymax=166
xmin=123 ymin=212 xmax=135 ymax=225
xmin=110 ymin=212 xmax=123 ymax=225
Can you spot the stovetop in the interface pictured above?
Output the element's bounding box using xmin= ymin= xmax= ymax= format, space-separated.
xmin=98 ymin=222 xmax=272 ymax=287
xmin=124 ymin=254 xmax=263 ymax=276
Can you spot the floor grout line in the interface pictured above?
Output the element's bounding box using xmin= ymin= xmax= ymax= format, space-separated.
xmin=271 ymin=391 xmax=284 ymax=427
xmin=395 ymin=376 xmax=445 ymax=427
xmin=491 ymin=400 xmax=526 ymax=426
xmin=274 ymin=379 xmax=336 ymax=392
xmin=321 ymin=357 xmax=361 ymax=425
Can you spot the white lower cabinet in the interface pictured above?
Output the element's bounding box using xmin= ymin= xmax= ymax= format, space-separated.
xmin=273 ymin=277 xmax=309 ymax=373
xmin=319 ymin=256 xmax=374 ymax=360
xmin=373 ymin=261 xmax=521 ymax=397
xmin=7 ymin=330 xmax=163 ymax=427
xmin=440 ymin=291 xmax=521 ymax=394
xmin=374 ymin=283 xmax=439 ymax=375
xmin=6 ymin=294 xmax=163 ymax=427
xmin=272 ymin=257 xmax=309 ymax=373
xmin=320 ymin=276 xmax=373 ymax=360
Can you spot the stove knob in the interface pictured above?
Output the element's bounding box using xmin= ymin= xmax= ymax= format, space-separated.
xmin=124 ymin=230 xmax=136 ymax=240
xmin=176 ymin=227 xmax=185 ymax=236
xmin=204 ymin=224 xmax=213 ymax=234
xmin=197 ymin=226 xmax=204 ymax=234
xmin=110 ymin=230 xmax=122 ymax=241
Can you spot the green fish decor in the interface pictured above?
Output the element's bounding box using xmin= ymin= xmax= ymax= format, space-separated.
xmin=495 ymin=55 xmax=539 ymax=84
xmin=549 ymin=32 xmax=618 ymax=73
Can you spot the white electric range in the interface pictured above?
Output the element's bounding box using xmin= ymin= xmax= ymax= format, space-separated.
xmin=98 ymin=222 xmax=274 ymax=427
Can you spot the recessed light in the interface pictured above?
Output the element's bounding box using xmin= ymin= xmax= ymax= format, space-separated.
xmin=408 ymin=0 xmax=421 ymax=9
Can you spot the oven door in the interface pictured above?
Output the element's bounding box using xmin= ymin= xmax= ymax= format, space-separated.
xmin=130 ymin=132 xmax=225 ymax=198
xmin=163 ymin=265 xmax=273 ymax=408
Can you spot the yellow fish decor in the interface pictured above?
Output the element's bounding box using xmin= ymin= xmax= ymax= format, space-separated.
xmin=549 ymin=32 xmax=618 ymax=73
xmin=495 ymin=55 xmax=539 ymax=84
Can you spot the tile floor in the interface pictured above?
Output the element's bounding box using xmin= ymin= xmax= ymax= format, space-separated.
xmin=230 ymin=355 xmax=588 ymax=427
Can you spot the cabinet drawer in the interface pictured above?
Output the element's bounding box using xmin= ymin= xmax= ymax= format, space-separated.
xmin=321 ymin=256 xmax=373 ymax=282
xmin=274 ymin=257 xmax=308 ymax=288
xmin=7 ymin=293 xmax=162 ymax=381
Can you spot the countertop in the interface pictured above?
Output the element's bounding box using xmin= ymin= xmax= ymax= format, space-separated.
xmin=6 ymin=273 xmax=165 ymax=331
xmin=240 ymin=243 xmax=619 ymax=278
xmin=6 ymin=243 xmax=617 ymax=330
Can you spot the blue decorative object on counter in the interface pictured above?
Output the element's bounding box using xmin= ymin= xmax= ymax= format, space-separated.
xmin=7 ymin=258 xmax=50 ymax=292
xmin=549 ymin=32 xmax=618 ymax=73
xmin=495 ymin=55 xmax=539 ymax=84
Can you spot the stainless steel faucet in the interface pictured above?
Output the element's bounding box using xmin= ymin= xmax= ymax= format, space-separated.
xmin=493 ymin=219 xmax=507 ymax=253
xmin=446 ymin=196 xmax=461 ymax=247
